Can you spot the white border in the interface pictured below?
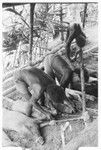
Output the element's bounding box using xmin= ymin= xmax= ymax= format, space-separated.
xmin=98 ymin=0 xmax=101 ymax=148
xmin=0 ymin=0 xmax=99 ymax=3
xmin=0 ymin=1 xmax=100 ymax=150
xmin=0 ymin=1 xmax=3 ymax=150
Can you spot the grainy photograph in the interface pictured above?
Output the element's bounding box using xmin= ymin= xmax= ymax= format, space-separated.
xmin=2 ymin=2 xmax=98 ymax=150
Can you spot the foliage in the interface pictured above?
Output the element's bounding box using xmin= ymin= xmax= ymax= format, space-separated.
xmin=2 ymin=3 xmax=98 ymax=71
xmin=3 ymin=3 xmax=69 ymax=49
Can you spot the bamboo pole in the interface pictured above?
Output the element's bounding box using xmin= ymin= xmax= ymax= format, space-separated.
xmin=29 ymin=3 xmax=35 ymax=65
xmin=83 ymin=3 xmax=88 ymax=28
xmin=80 ymin=48 xmax=86 ymax=113
xmin=60 ymin=3 xmax=64 ymax=41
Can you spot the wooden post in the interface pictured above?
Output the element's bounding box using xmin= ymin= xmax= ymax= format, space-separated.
xmin=29 ymin=3 xmax=35 ymax=65
xmin=83 ymin=3 xmax=88 ymax=28
xmin=60 ymin=3 xmax=64 ymax=41
xmin=80 ymin=48 xmax=86 ymax=113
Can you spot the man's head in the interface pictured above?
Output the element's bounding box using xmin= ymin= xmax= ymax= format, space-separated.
xmin=66 ymin=23 xmax=86 ymax=48
xmin=45 ymin=84 xmax=75 ymax=114
xmin=74 ymin=23 xmax=86 ymax=47
xmin=74 ymin=23 xmax=86 ymax=38
xmin=76 ymin=34 xmax=86 ymax=48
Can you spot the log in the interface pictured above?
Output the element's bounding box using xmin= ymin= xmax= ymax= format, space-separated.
xmin=3 ymin=67 xmax=26 ymax=81
xmin=3 ymin=77 xmax=14 ymax=91
xmin=3 ymin=96 xmax=32 ymax=116
xmin=65 ymin=88 xmax=97 ymax=102
xmin=84 ymin=44 xmax=98 ymax=54
xmin=40 ymin=115 xmax=82 ymax=127
xmin=71 ymin=81 xmax=98 ymax=97
xmin=3 ymin=86 xmax=16 ymax=96
xmin=3 ymin=76 xmax=14 ymax=85
xmin=89 ymin=77 xmax=97 ymax=82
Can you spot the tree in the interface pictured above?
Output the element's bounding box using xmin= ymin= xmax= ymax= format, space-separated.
xmin=83 ymin=3 xmax=88 ymax=28
xmin=60 ymin=3 xmax=64 ymax=41
xmin=29 ymin=3 xmax=35 ymax=65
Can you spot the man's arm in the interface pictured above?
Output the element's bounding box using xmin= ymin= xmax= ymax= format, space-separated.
xmin=30 ymin=94 xmax=52 ymax=120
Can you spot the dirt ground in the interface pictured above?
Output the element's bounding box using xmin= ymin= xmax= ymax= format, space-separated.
xmin=3 ymin=24 xmax=98 ymax=150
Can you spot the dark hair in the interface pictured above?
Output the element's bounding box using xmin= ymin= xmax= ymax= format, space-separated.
xmin=76 ymin=34 xmax=86 ymax=48
xmin=46 ymin=84 xmax=66 ymax=104
xmin=66 ymin=23 xmax=86 ymax=41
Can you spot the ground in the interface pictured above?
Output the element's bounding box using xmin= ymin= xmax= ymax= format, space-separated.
xmin=3 ymin=24 xmax=98 ymax=150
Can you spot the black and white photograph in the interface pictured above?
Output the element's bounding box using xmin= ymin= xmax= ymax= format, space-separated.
xmin=1 ymin=2 xmax=99 ymax=150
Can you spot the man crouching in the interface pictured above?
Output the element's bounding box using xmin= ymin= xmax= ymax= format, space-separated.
xmin=13 ymin=67 xmax=75 ymax=120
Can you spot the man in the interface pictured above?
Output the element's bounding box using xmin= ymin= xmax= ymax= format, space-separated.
xmin=44 ymin=54 xmax=89 ymax=89
xmin=14 ymin=67 xmax=75 ymax=120
xmin=44 ymin=54 xmax=73 ymax=89
xmin=65 ymin=23 xmax=86 ymax=61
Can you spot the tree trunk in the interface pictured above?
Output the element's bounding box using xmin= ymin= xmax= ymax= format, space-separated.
xmin=83 ymin=3 xmax=88 ymax=28
xmin=80 ymin=48 xmax=86 ymax=113
xmin=29 ymin=3 xmax=35 ymax=65
xmin=60 ymin=3 xmax=64 ymax=41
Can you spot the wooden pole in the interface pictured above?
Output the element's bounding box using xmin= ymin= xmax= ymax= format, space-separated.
xmin=60 ymin=3 xmax=64 ymax=41
xmin=83 ymin=3 xmax=88 ymax=28
xmin=29 ymin=3 xmax=35 ymax=65
xmin=80 ymin=48 xmax=86 ymax=113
